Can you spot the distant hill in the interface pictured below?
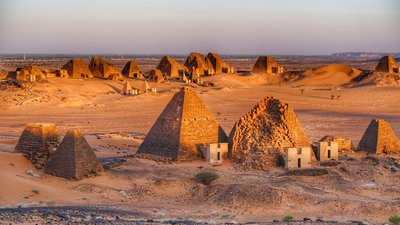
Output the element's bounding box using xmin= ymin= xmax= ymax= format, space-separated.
xmin=331 ymin=52 xmax=400 ymax=58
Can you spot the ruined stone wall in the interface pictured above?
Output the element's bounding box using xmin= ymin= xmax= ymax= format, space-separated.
xmin=62 ymin=59 xmax=93 ymax=79
xmin=285 ymin=147 xmax=312 ymax=169
xmin=229 ymin=97 xmax=310 ymax=168
xmin=15 ymin=123 xmax=58 ymax=169
xmin=315 ymin=141 xmax=339 ymax=161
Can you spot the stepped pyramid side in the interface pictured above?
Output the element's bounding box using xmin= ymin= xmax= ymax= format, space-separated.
xmin=138 ymin=88 xmax=227 ymax=161
xmin=229 ymin=97 xmax=310 ymax=162
xmin=45 ymin=130 xmax=103 ymax=180
xmin=15 ymin=123 xmax=58 ymax=168
xmin=357 ymin=119 xmax=400 ymax=154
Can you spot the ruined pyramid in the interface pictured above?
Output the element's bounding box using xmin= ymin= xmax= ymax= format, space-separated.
xmin=156 ymin=56 xmax=186 ymax=78
xmin=89 ymin=56 xmax=122 ymax=80
xmin=229 ymin=97 xmax=311 ymax=169
xmin=121 ymin=80 xmax=133 ymax=95
xmin=148 ymin=69 xmax=164 ymax=83
xmin=61 ymin=58 xmax=93 ymax=79
xmin=15 ymin=123 xmax=59 ymax=168
xmin=122 ymin=60 xmax=142 ymax=79
xmin=252 ymin=56 xmax=283 ymax=74
xmin=138 ymin=87 xmax=227 ymax=161
xmin=357 ymin=119 xmax=400 ymax=154
xmin=375 ymin=55 xmax=399 ymax=73
xmin=184 ymin=52 xmax=209 ymax=76
xmin=205 ymin=52 xmax=228 ymax=74
xmin=45 ymin=130 xmax=103 ymax=180
xmin=16 ymin=65 xmax=46 ymax=81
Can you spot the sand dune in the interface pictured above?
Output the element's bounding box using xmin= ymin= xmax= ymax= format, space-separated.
xmin=294 ymin=64 xmax=361 ymax=87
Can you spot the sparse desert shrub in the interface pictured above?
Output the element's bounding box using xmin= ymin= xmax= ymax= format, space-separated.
xmin=31 ymin=190 xmax=40 ymax=195
xmin=282 ymin=214 xmax=294 ymax=222
xmin=390 ymin=215 xmax=400 ymax=225
xmin=195 ymin=172 xmax=219 ymax=185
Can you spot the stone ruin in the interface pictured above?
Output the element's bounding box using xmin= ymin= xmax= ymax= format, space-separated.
xmin=375 ymin=55 xmax=399 ymax=73
xmin=89 ymin=56 xmax=122 ymax=80
xmin=137 ymin=87 xmax=227 ymax=161
xmin=205 ymin=52 xmax=232 ymax=75
xmin=122 ymin=60 xmax=143 ymax=79
xmin=16 ymin=65 xmax=47 ymax=82
xmin=15 ymin=123 xmax=59 ymax=169
xmin=61 ymin=58 xmax=93 ymax=79
xmin=357 ymin=119 xmax=400 ymax=155
xmin=45 ymin=130 xmax=103 ymax=180
xmin=252 ymin=56 xmax=284 ymax=74
xmin=156 ymin=56 xmax=186 ymax=78
xmin=121 ymin=80 xmax=138 ymax=95
xmin=184 ymin=52 xmax=212 ymax=76
xmin=319 ymin=135 xmax=355 ymax=153
xmin=148 ymin=69 xmax=165 ymax=83
xmin=228 ymin=97 xmax=311 ymax=170
xmin=285 ymin=147 xmax=312 ymax=169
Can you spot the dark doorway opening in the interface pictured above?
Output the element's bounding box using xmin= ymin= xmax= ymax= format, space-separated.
xmin=297 ymin=158 xmax=301 ymax=168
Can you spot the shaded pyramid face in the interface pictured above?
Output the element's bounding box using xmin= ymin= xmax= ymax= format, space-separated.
xmin=357 ymin=119 xmax=400 ymax=154
xmin=375 ymin=56 xmax=399 ymax=73
xmin=89 ymin=56 xmax=122 ymax=79
xmin=45 ymin=130 xmax=103 ymax=180
xmin=252 ymin=56 xmax=279 ymax=74
xmin=121 ymin=60 xmax=141 ymax=78
xmin=184 ymin=52 xmax=208 ymax=75
xmin=205 ymin=53 xmax=228 ymax=74
xmin=138 ymin=88 xmax=227 ymax=161
xmin=229 ymin=97 xmax=310 ymax=164
xmin=121 ymin=80 xmax=133 ymax=94
xmin=156 ymin=56 xmax=185 ymax=78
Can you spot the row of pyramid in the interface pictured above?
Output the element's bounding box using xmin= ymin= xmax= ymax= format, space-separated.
xmin=15 ymin=124 xmax=103 ymax=180
xmin=138 ymin=88 xmax=400 ymax=163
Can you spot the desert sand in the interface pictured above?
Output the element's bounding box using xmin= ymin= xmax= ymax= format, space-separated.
xmin=0 ymin=57 xmax=400 ymax=224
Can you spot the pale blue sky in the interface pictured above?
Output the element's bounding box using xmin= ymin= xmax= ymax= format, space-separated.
xmin=0 ymin=0 xmax=399 ymax=55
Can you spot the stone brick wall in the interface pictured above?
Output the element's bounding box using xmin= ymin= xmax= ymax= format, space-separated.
xmin=15 ymin=123 xmax=59 ymax=169
xmin=45 ymin=130 xmax=103 ymax=180
xmin=229 ymin=97 xmax=311 ymax=169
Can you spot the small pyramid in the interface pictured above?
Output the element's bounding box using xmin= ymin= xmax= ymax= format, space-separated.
xmin=45 ymin=130 xmax=103 ymax=180
xmin=252 ymin=56 xmax=283 ymax=74
xmin=375 ymin=56 xmax=399 ymax=73
xmin=141 ymin=80 xmax=151 ymax=93
xmin=357 ymin=119 xmax=400 ymax=154
xmin=205 ymin=52 xmax=229 ymax=74
xmin=121 ymin=80 xmax=133 ymax=95
xmin=61 ymin=58 xmax=93 ymax=79
xmin=148 ymin=69 xmax=165 ymax=83
xmin=229 ymin=97 xmax=311 ymax=168
xmin=122 ymin=60 xmax=142 ymax=79
xmin=138 ymin=87 xmax=227 ymax=161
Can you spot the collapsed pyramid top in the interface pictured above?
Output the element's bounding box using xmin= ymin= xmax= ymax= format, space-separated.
xmin=156 ymin=56 xmax=186 ymax=78
xmin=252 ymin=56 xmax=283 ymax=74
xmin=205 ymin=52 xmax=229 ymax=74
xmin=121 ymin=60 xmax=141 ymax=78
xmin=89 ymin=56 xmax=122 ymax=80
xmin=45 ymin=130 xmax=103 ymax=180
xmin=357 ymin=119 xmax=400 ymax=154
xmin=16 ymin=65 xmax=46 ymax=81
xmin=229 ymin=97 xmax=310 ymax=167
xmin=375 ymin=56 xmax=399 ymax=73
xmin=61 ymin=58 xmax=93 ymax=79
xmin=138 ymin=87 xmax=227 ymax=161
xmin=184 ymin=52 xmax=209 ymax=76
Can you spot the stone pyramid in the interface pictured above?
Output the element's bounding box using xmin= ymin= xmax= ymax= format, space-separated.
xmin=141 ymin=80 xmax=151 ymax=93
xmin=148 ymin=69 xmax=164 ymax=83
xmin=61 ymin=58 xmax=93 ymax=79
xmin=357 ymin=119 xmax=400 ymax=154
xmin=252 ymin=56 xmax=281 ymax=74
xmin=16 ymin=65 xmax=46 ymax=81
xmin=375 ymin=56 xmax=399 ymax=73
xmin=121 ymin=80 xmax=133 ymax=95
xmin=45 ymin=130 xmax=103 ymax=180
xmin=121 ymin=60 xmax=142 ymax=79
xmin=15 ymin=123 xmax=59 ymax=168
xmin=184 ymin=52 xmax=209 ymax=76
xmin=89 ymin=56 xmax=122 ymax=80
xmin=138 ymin=87 xmax=227 ymax=161
xmin=156 ymin=56 xmax=186 ymax=78
xmin=229 ymin=97 xmax=311 ymax=169
xmin=205 ymin=52 xmax=228 ymax=74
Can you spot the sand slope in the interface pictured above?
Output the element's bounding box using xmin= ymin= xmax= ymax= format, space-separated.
xmin=294 ymin=64 xmax=361 ymax=87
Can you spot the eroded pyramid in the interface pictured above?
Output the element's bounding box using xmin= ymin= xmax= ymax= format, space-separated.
xmin=138 ymin=87 xmax=227 ymax=161
xmin=156 ymin=56 xmax=186 ymax=78
xmin=205 ymin=52 xmax=228 ymax=74
xmin=89 ymin=56 xmax=122 ymax=80
xmin=375 ymin=56 xmax=399 ymax=73
xmin=122 ymin=60 xmax=142 ymax=79
xmin=15 ymin=123 xmax=59 ymax=168
xmin=61 ymin=58 xmax=93 ymax=79
xmin=357 ymin=119 xmax=400 ymax=154
xmin=45 ymin=130 xmax=103 ymax=180
xmin=184 ymin=52 xmax=210 ymax=76
xmin=252 ymin=56 xmax=283 ymax=74
xmin=229 ymin=97 xmax=311 ymax=169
